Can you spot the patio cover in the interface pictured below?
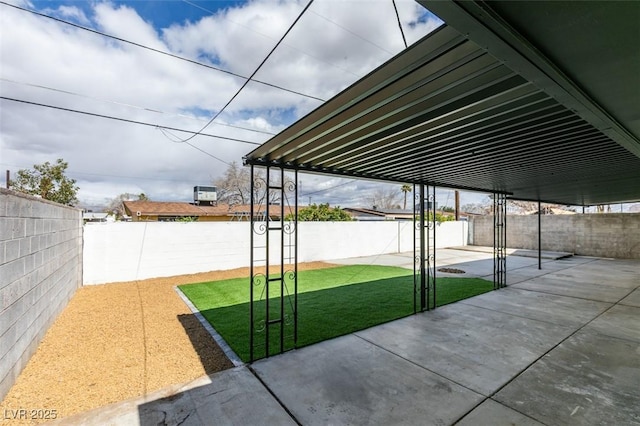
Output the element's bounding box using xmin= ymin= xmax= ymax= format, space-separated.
xmin=244 ymin=0 xmax=640 ymax=206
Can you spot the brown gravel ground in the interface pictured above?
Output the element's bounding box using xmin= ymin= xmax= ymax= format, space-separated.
xmin=0 ymin=262 xmax=335 ymax=424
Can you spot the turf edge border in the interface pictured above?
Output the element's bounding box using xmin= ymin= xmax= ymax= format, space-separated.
xmin=174 ymin=286 xmax=245 ymax=367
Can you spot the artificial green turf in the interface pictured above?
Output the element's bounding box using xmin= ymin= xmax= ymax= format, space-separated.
xmin=179 ymin=265 xmax=492 ymax=361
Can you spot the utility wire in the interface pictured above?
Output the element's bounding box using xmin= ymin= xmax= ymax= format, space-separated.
xmin=309 ymin=10 xmax=394 ymax=54
xmin=392 ymin=0 xmax=408 ymax=49
xmin=184 ymin=141 xmax=231 ymax=166
xmin=174 ymin=0 xmax=315 ymax=143
xmin=300 ymin=179 xmax=354 ymax=197
xmin=183 ymin=0 xmax=362 ymax=79
xmin=0 ymin=77 xmax=276 ymax=136
xmin=0 ymin=1 xmax=325 ymax=103
xmin=156 ymin=127 xmax=232 ymax=166
xmin=0 ymin=96 xmax=262 ymax=146
xmin=0 ymin=162 xmax=209 ymax=183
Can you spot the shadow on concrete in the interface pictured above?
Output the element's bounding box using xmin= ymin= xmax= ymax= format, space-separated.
xmin=135 ymin=367 xmax=296 ymax=426
xmin=138 ymin=388 xmax=196 ymax=426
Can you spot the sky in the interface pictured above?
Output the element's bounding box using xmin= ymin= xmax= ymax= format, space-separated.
xmin=1 ymin=0 xmax=595 ymax=211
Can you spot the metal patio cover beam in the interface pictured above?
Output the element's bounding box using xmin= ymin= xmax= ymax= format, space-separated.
xmin=244 ymin=1 xmax=640 ymax=206
xmin=421 ymin=0 xmax=640 ymax=158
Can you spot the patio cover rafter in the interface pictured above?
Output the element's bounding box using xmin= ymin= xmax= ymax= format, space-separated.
xmin=244 ymin=1 xmax=640 ymax=206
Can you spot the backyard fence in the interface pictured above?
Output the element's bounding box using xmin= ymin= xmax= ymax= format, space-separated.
xmin=469 ymin=213 xmax=640 ymax=259
xmin=82 ymin=220 xmax=468 ymax=285
xmin=0 ymin=189 xmax=83 ymax=400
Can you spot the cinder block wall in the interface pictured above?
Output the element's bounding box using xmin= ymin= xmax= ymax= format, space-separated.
xmin=0 ymin=189 xmax=83 ymax=400
xmin=470 ymin=213 xmax=640 ymax=259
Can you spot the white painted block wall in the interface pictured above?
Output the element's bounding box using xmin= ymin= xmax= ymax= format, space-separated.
xmin=83 ymin=221 xmax=468 ymax=285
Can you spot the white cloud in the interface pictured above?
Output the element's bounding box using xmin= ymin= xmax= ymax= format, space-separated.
xmin=55 ymin=5 xmax=90 ymax=25
xmin=0 ymin=0 xmax=442 ymax=207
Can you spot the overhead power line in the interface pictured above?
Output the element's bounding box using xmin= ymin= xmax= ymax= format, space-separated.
xmin=0 ymin=162 xmax=195 ymax=183
xmin=300 ymin=179 xmax=354 ymax=197
xmin=155 ymin=127 xmax=231 ymax=165
xmin=309 ymin=10 xmax=394 ymax=55
xmin=0 ymin=96 xmax=262 ymax=146
xmin=0 ymin=78 xmax=276 ymax=136
xmin=392 ymin=0 xmax=408 ymax=49
xmin=0 ymin=1 xmax=325 ymax=103
xmin=174 ymin=0 xmax=316 ymax=143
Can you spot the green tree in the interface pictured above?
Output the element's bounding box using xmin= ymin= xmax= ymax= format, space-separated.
xmin=286 ymin=203 xmax=352 ymax=221
xmin=417 ymin=212 xmax=455 ymax=223
xmin=10 ymin=158 xmax=79 ymax=206
xmin=401 ymin=184 xmax=412 ymax=210
xmin=176 ymin=216 xmax=197 ymax=222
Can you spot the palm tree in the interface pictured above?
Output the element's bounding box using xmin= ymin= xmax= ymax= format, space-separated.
xmin=401 ymin=184 xmax=412 ymax=210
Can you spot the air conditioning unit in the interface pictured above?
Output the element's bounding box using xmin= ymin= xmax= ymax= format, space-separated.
xmin=194 ymin=186 xmax=217 ymax=205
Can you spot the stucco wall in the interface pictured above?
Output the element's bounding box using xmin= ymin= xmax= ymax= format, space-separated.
xmin=469 ymin=213 xmax=640 ymax=259
xmin=0 ymin=189 xmax=83 ymax=400
xmin=83 ymin=221 xmax=468 ymax=285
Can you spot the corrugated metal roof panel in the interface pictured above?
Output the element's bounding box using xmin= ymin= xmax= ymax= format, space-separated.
xmin=245 ymin=20 xmax=640 ymax=206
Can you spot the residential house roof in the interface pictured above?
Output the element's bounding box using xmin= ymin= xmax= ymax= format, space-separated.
xmin=343 ymin=207 xmax=415 ymax=220
xmin=123 ymin=201 xmax=294 ymax=219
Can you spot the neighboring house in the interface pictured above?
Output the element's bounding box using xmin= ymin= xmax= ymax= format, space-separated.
xmin=343 ymin=207 xmax=477 ymax=221
xmin=83 ymin=212 xmax=112 ymax=223
xmin=343 ymin=207 xmax=415 ymax=221
xmin=526 ymin=207 xmax=576 ymax=215
xmin=123 ymin=200 xmax=294 ymax=222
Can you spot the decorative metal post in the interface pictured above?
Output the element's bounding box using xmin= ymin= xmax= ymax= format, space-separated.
xmin=426 ymin=185 xmax=436 ymax=310
xmin=414 ymin=184 xmax=436 ymax=311
xmin=538 ymin=200 xmax=542 ymax=270
xmin=249 ymin=164 xmax=255 ymax=362
xmin=493 ymin=193 xmax=507 ymax=289
xmin=413 ymin=184 xmax=420 ymax=314
xmin=420 ymin=184 xmax=426 ymax=311
xmin=249 ymin=164 xmax=298 ymax=361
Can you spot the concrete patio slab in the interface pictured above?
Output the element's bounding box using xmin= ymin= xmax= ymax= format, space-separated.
xmin=51 ymin=367 xmax=295 ymax=426
xmin=355 ymin=303 xmax=575 ymax=396
xmin=329 ymin=248 xmax=576 ymax=280
xmin=549 ymin=269 xmax=639 ymax=288
xmin=456 ymin=399 xmax=545 ymax=426
xmin=438 ymin=260 xmax=493 ymax=277
xmin=459 ymin=287 xmax=611 ymax=327
xmin=251 ymin=334 xmax=484 ymax=426
xmin=450 ymin=245 xmax=573 ymax=259
xmin=437 ymin=248 xmax=492 ymax=261
xmin=620 ymin=288 xmax=640 ymax=307
xmin=328 ymin=252 xmax=415 ymax=269
xmin=44 ymin=251 xmax=639 ymax=425
xmin=584 ymin=304 xmax=640 ymax=342
xmin=542 ymin=256 xmax=602 ymax=265
xmin=502 ymin=272 xmax=540 ymax=285
xmin=494 ymin=331 xmax=640 ymax=425
xmin=512 ymin=276 xmax=632 ymax=303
